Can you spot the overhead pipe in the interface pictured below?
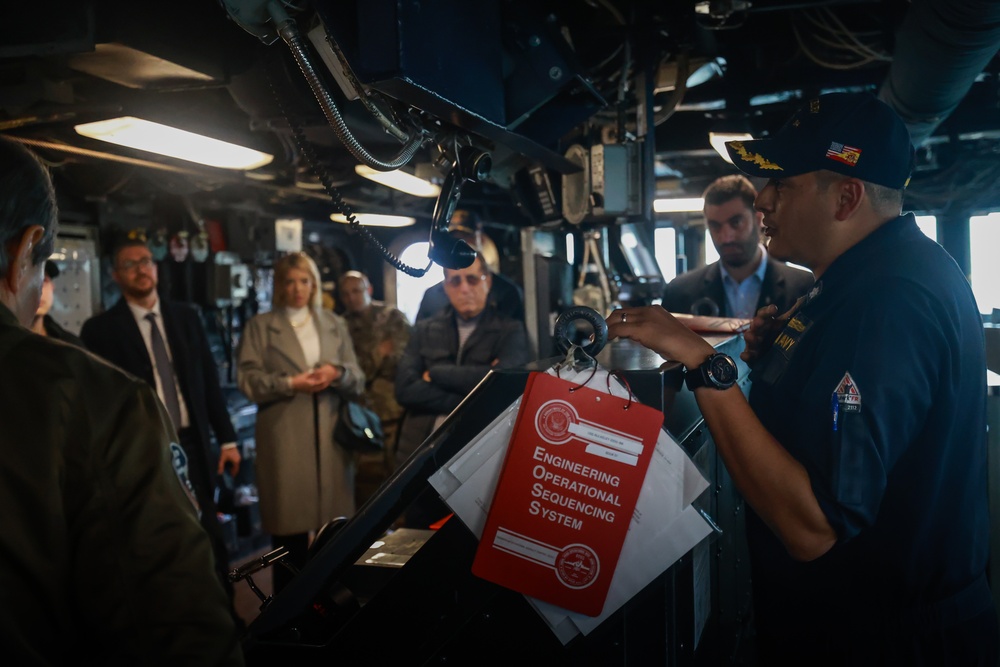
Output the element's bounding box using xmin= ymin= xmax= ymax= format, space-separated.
xmin=267 ymin=1 xmax=426 ymax=171
xmin=879 ymin=0 xmax=1000 ymax=146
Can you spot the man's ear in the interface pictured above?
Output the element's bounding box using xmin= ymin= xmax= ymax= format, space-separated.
xmin=833 ymin=179 xmax=865 ymax=221
xmin=6 ymin=225 xmax=45 ymax=292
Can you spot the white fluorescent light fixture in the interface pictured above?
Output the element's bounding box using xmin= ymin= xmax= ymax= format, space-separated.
xmin=354 ymin=165 xmax=441 ymax=198
xmin=330 ymin=213 xmax=416 ymax=228
xmin=74 ymin=116 xmax=273 ymax=170
xmin=654 ymin=197 xmax=705 ymax=213
xmin=709 ymin=131 xmax=755 ymax=164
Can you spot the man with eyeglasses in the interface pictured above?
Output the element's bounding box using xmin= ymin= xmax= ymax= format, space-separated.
xmin=395 ymin=253 xmax=533 ymax=527
xmin=80 ymin=238 xmax=243 ymax=626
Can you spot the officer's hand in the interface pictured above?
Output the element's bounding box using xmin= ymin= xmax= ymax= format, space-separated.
xmin=607 ymin=306 xmax=715 ymax=369
xmin=741 ymin=301 xmax=798 ymax=365
xmin=218 ymin=446 xmax=241 ymax=476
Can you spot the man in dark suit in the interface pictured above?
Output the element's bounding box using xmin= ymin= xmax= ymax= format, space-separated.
xmin=80 ymin=239 xmax=242 ymax=612
xmin=663 ymin=175 xmax=814 ymax=319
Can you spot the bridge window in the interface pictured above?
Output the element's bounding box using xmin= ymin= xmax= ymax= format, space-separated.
xmin=705 ymin=228 xmax=720 ymax=266
xmin=970 ymin=213 xmax=1000 ymax=316
xmin=395 ymin=242 xmax=444 ymax=323
xmin=915 ymin=215 xmax=937 ymax=242
xmin=654 ymin=227 xmax=678 ymax=282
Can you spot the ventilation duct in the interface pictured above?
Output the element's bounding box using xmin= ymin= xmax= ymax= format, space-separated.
xmin=879 ymin=0 xmax=1000 ymax=146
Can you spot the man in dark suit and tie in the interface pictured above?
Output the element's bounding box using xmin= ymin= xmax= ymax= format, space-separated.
xmin=81 ymin=238 xmax=242 ymax=611
xmin=663 ymin=175 xmax=814 ymax=319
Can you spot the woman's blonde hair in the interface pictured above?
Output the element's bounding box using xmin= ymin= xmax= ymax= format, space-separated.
xmin=272 ymin=252 xmax=323 ymax=310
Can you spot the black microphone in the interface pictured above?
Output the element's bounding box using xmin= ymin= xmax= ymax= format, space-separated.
xmin=427 ymin=146 xmax=491 ymax=270
xmin=428 ymin=230 xmax=477 ymax=269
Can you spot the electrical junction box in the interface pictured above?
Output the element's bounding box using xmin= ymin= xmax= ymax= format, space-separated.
xmin=307 ymin=20 xmax=360 ymax=102
xmin=562 ymin=143 xmax=642 ymax=225
xmin=210 ymin=252 xmax=250 ymax=307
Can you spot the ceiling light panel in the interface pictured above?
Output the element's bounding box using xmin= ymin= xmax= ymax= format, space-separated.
xmin=355 ymin=165 xmax=441 ymax=198
xmin=74 ymin=117 xmax=273 ymax=170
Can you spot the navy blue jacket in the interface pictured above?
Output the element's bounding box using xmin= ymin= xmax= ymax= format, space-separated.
xmin=747 ymin=214 xmax=993 ymax=655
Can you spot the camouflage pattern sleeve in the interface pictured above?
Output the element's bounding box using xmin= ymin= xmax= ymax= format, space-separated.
xmin=368 ymin=305 xmax=412 ymax=423
xmin=376 ymin=305 xmax=412 ymax=379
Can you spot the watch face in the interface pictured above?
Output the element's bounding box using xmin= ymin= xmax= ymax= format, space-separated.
xmin=708 ymin=354 xmax=738 ymax=386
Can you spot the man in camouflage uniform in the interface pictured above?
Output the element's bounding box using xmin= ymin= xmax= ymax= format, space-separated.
xmin=339 ymin=271 xmax=412 ymax=505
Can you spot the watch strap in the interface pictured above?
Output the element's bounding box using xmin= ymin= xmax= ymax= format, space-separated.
xmin=685 ymin=362 xmax=710 ymax=390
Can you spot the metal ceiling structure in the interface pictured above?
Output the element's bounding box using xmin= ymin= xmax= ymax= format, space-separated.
xmin=2 ymin=0 xmax=1000 ymax=232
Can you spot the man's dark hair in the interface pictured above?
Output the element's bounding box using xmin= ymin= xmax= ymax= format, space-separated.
xmin=702 ymin=174 xmax=757 ymax=210
xmin=110 ymin=238 xmax=151 ymax=268
xmin=0 ymin=137 xmax=57 ymax=276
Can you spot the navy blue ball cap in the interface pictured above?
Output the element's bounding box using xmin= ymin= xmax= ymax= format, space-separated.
xmin=725 ymin=92 xmax=915 ymax=189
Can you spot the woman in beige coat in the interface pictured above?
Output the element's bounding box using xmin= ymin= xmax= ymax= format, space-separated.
xmin=237 ymin=252 xmax=364 ymax=592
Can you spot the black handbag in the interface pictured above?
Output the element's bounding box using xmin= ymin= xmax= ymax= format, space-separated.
xmin=334 ymin=399 xmax=385 ymax=454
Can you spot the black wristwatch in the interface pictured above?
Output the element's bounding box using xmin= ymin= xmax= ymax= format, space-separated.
xmin=685 ymin=353 xmax=739 ymax=391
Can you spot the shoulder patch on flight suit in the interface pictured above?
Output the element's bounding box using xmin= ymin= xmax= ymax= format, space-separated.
xmin=834 ymin=372 xmax=862 ymax=413
xmin=170 ymin=442 xmax=202 ymax=518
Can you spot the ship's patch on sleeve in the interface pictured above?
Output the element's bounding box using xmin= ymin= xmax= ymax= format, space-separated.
xmin=834 ymin=372 xmax=861 ymax=413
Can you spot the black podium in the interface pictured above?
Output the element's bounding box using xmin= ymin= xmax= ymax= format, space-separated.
xmin=242 ymin=334 xmax=753 ymax=666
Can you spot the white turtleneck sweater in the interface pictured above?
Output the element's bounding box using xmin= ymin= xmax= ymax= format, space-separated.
xmin=286 ymin=306 xmax=320 ymax=367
